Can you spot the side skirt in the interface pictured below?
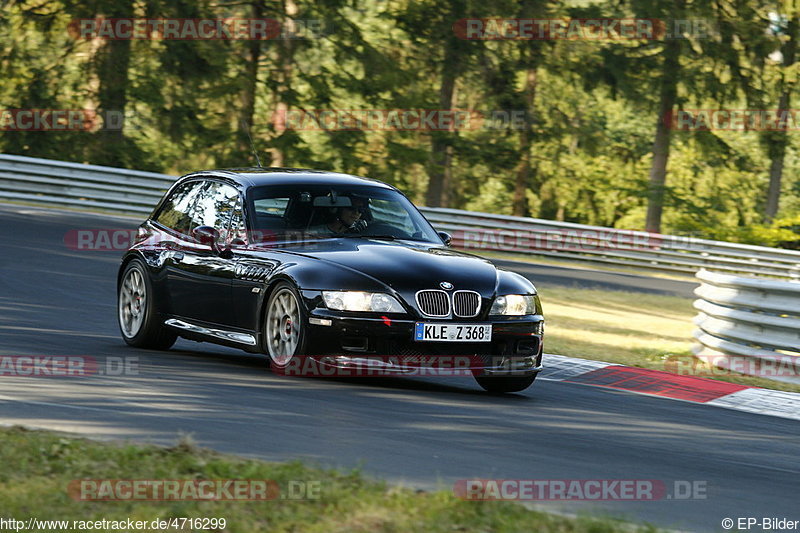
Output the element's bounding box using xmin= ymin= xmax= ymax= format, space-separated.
xmin=164 ymin=318 xmax=261 ymax=353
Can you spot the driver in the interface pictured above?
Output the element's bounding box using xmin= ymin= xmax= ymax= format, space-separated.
xmin=310 ymin=197 xmax=368 ymax=235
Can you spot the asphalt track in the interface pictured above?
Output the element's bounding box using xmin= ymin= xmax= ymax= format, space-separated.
xmin=0 ymin=203 xmax=797 ymax=532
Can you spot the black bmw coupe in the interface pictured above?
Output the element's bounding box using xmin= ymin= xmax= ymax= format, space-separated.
xmin=117 ymin=168 xmax=544 ymax=392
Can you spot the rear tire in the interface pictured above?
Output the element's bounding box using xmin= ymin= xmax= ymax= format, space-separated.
xmin=118 ymin=259 xmax=177 ymax=350
xmin=475 ymin=374 xmax=536 ymax=393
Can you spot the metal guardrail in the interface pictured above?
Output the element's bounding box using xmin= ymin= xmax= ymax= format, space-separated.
xmin=422 ymin=208 xmax=800 ymax=279
xmin=3 ymin=153 xmax=800 ymax=278
xmin=0 ymin=153 xmax=174 ymax=214
xmin=693 ymin=269 xmax=800 ymax=384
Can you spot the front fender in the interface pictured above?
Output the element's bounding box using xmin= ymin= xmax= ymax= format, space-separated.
xmin=496 ymin=269 xmax=537 ymax=296
xmin=118 ymin=249 xmax=172 ymax=318
xmin=255 ymin=256 xmax=399 ymax=330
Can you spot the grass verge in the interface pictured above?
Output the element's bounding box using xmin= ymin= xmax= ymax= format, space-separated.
xmin=0 ymin=426 xmax=657 ymax=533
xmin=539 ymin=286 xmax=800 ymax=393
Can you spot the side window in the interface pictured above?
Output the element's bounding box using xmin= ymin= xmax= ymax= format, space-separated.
xmin=229 ymin=195 xmax=248 ymax=244
xmin=186 ymin=181 xmax=240 ymax=241
xmin=155 ymin=181 xmax=203 ymax=235
xmin=154 ymin=180 xmax=240 ymax=241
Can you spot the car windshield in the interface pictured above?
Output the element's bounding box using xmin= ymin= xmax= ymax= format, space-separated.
xmin=246 ymin=184 xmax=442 ymax=244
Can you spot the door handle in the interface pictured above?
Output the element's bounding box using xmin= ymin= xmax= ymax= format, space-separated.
xmin=172 ymin=251 xmax=184 ymax=262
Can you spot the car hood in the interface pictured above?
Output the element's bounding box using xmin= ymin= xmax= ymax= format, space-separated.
xmin=264 ymin=238 xmax=499 ymax=294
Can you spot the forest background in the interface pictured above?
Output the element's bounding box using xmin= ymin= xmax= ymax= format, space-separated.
xmin=3 ymin=0 xmax=800 ymax=246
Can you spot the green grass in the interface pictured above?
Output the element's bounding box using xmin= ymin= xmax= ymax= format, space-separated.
xmin=0 ymin=426 xmax=658 ymax=533
xmin=539 ymin=286 xmax=800 ymax=393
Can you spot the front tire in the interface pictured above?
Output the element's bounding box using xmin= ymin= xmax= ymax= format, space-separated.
xmin=475 ymin=374 xmax=536 ymax=393
xmin=118 ymin=259 xmax=177 ymax=350
xmin=264 ymin=281 xmax=309 ymax=374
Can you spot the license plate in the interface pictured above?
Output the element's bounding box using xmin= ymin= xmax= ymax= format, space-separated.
xmin=414 ymin=323 xmax=492 ymax=342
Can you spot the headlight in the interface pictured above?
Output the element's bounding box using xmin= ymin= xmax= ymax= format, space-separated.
xmin=322 ymin=291 xmax=404 ymax=313
xmin=490 ymin=294 xmax=537 ymax=316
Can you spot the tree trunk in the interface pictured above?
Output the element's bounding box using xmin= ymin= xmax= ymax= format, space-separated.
xmin=764 ymin=15 xmax=798 ymax=222
xmin=764 ymin=92 xmax=789 ymax=221
xmin=92 ymin=0 xmax=133 ymax=166
xmin=425 ymin=50 xmax=459 ymax=207
xmin=238 ymin=1 xmax=263 ymax=166
xmin=513 ymin=67 xmax=538 ymax=216
xmin=644 ymin=36 xmax=681 ymax=233
xmin=425 ymin=0 xmax=467 ymax=208
xmin=270 ymin=0 xmax=297 ymax=167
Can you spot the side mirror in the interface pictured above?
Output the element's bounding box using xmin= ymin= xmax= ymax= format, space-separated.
xmin=438 ymin=231 xmax=452 ymax=247
xmin=193 ymin=225 xmax=232 ymax=257
xmin=193 ymin=225 xmax=220 ymax=246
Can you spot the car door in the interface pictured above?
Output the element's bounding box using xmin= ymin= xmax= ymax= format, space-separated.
xmin=161 ymin=179 xmax=240 ymax=326
xmin=229 ymin=193 xmax=279 ymax=332
xmin=151 ymin=180 xmax=204 ymax=318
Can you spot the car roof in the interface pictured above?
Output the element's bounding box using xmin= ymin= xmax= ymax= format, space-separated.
xmin=184 ymin=167 xmax=395 ymax=190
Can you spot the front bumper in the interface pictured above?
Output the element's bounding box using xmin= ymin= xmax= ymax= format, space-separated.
xmin=303 ymin=311 xmax=544 ymax=377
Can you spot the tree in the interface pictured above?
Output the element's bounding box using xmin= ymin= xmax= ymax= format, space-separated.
xmin=764 ymin=11 xmax=798 ymax=221
xmin=645 ymin=31 xmax=681 ymax=233
xmin=89 ymin=0 xmax=135 ymax=167
xmin=394 ymin=0 xmax=472 ymax=208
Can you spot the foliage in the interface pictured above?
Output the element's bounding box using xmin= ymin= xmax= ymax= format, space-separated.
xmin=1 ymin=0 xmax=800 ymax=245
